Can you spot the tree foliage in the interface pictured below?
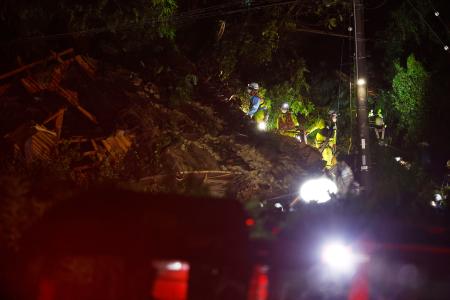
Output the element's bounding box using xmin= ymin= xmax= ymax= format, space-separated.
xmin=0 ymin=0 xmax=177 ymax=55
xmin=265 ymin=60 xmax=315 ymax=128
xmin=392 ymin=55 xmax=429 ymax=142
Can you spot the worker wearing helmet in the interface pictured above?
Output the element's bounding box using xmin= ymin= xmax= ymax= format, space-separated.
xmin=276 ymin=103 xmax=298 ymax=137
xmin=246 ymin=83 xmax=269 ymax=131
xmin=247 ymin=82 xmax=263 ymax=118
xmin=309 ymin=111 xmax=337 ymax=168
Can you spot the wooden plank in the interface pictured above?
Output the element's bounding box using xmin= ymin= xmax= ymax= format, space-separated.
xmin=48 ymin=62 xmax=71 ymax=89
xmin=54 ymin=109 xmax=65 ymax=139
xmin=75 ymin=55 xmax=96 ymax=78
xmin=54 ymin=86 xmax=98 ymax=124
xmin=20 ymin=76 xmax=46 ymax=94
xmin=0 ymin=48 xmax=74 ymax=81
xmin=43 ymin=107 xmax=66 ymax=124
xmin=22 ymin=126 xmax=58 ymax=163
xmin=90 ymin=139 xmax=99 ymax=151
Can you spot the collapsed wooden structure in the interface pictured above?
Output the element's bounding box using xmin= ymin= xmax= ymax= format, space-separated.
xmin=1 ymin=49 xmax=134 ymax=175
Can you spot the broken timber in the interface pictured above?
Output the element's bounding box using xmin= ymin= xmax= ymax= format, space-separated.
xmin=4 ymin=123 xmax=58 ymax=164
xmin=0 ymin=49 xmax=74 ymax=81
xmin=1 ymin=49 xmax=98 ymax=124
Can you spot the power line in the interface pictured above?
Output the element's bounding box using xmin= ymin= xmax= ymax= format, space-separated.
xmin=0 ymin=0 xmax=295 ymax=46
xmin=405 ymin=0 xmax=449 ymax=51
xmin=365 ymin=0 xmax=388 ymax=10
xmin=426 ymin=0 xmax=450 ymax=36
xmin=0 ymin=0 xmax=248 ymax=45
xmin=1 ymin=0 xmax=360 ymax=46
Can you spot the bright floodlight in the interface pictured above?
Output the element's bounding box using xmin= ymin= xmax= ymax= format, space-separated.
xmin=299 ymin=177 xmax=338 ymax=203
xmin=357 ymin=78 xmax=366 ymax=86
xmin=321 ymin=242 xmax=356 ymax=273
xmin=257 ymin=121 xmax=267 ymax=131
xmin=394 ymin=156 xmax=401 ymax=162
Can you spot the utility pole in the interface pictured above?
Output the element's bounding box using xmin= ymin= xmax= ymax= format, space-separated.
xmin=353 ymin=0 xmax=370 ymax=190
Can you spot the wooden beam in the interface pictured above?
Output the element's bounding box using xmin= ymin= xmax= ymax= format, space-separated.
xmin=0 ymin=48 xmax=74 ymax=81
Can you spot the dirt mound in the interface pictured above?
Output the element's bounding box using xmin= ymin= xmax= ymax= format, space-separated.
xmin=0 ymin=53 xmax=322 ymax=203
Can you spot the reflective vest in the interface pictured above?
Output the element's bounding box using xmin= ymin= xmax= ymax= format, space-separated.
xmin=277 ymin=112 xmax=297 ymax=131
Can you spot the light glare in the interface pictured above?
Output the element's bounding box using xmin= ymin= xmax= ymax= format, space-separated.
xmin=357 ymin=78 xmax=366 ymax=86
xmin=321 ymin=242 xmax=356 ymax=273
xmin=299 ymin=177 xmax=338 ymax=203
xmin=257 ymin=121 xmax=267 ymax=131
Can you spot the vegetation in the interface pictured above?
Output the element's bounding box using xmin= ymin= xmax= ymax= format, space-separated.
xmin=392 ymin=55 xmax=429 ymax=143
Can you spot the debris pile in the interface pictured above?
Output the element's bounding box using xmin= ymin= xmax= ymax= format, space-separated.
xmin=0 ymin=49 xmax=134 ymax=178
xmin=0 ymin=51 xmax=323 ymax=202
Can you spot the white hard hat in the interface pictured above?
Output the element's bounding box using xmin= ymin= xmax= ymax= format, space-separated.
xmin=248 ymin=82 xmax=259 ymax=90
xmin=281 ymin=102 xmax=289 ymax=109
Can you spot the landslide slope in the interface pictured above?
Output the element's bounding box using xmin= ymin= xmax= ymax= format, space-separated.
xmin=0 ymin=58 xmax=323 ymax=203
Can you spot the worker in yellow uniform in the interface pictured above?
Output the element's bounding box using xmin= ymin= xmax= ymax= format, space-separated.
xmin=276 ymin=103 xmax=298 ymax=137
xmin=308 ymin=111 xmax=337 ymax=169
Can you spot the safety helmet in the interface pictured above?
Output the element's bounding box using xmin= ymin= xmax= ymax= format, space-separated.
xmin=247 ymin=82 xmax=259 ymax=90
xmin=281 ymin=102 xmax=289 ymax=113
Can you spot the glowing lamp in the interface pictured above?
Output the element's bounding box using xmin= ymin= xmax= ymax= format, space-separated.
xmin=321 ymin=242 xmax=357 ymax=274
xmin=299 ymin=177 xmax=338 ymax=203
xmin=356 ymin=78 xmax=366 ymax=86
xmin=257 ymin=121 xmax=267 ymax=131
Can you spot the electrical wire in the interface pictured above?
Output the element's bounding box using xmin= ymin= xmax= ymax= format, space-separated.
xmin=0 ymin=0 xmax=295 ymax=46
xmin=405 ymin=0 xmax=448 ymax=50
xmin=365 ymin=0 xmax=388 ymax=10
xmin=426 ymin=0 xmax=450 ymax=36
xmin=1 ymin=0 xmax=372 ymax=47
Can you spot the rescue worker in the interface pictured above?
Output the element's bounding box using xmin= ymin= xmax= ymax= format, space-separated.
xmin=276 ymin=103 xmax=298 ymax=137
xmin=247 ymin=82 xmax=263 ymax=118
xmin=369 ymin=109 xmax=386 ymax=145
xmin=246 ymin=82 xmax=268 ymax=129
xmin=309 ymin=111 xmax=337 ymax=168
xmin=329 ymin=154 xmax=356 ymax=197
